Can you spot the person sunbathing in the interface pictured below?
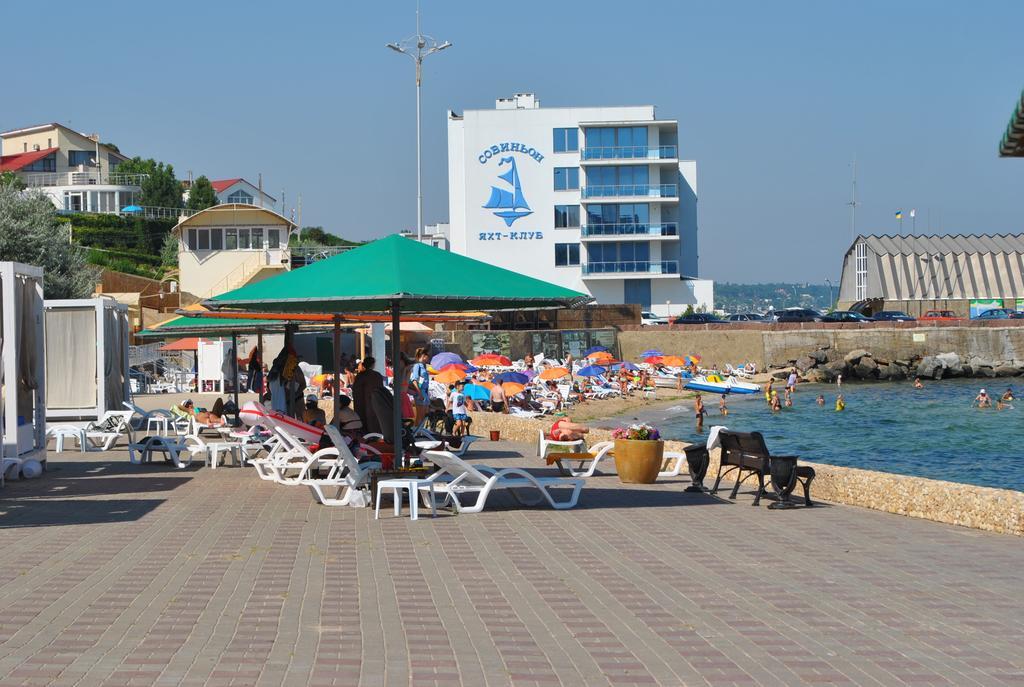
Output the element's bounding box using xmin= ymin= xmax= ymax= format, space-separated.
xmin=550 ymin=418 xmax=589 ymax=441
xmin=171 ymin=398 xmax=226 ymax=427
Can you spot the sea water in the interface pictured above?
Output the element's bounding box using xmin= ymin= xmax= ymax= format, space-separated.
xmin=596 ymin=378 xmax=1023 ymax=492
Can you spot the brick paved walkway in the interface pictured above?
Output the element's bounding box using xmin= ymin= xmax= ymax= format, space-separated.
xmin=0 ymin=441 xmax=1022 ymax=686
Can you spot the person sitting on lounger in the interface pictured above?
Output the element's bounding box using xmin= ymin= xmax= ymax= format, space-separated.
xmin=302 ymin=394 xmax=327 ymax=429
xmin=171 ymin=398 xmax=226 ymax=427
xmin=550 ymin=418 xmax=589 ymax=442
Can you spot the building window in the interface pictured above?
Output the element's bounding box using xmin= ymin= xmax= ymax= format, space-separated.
xmin=187 ymin=229 xmax=197 ymax=251
xmin=267 ymin=229 xmax=280 ymax=249
xmin=552 ymin=128 xmax=579 ymax=153
xmin=68 ymin=150 xmax=95 ymax=167
xmin=251 ymin=227 xmax=264 ymax=249
xmin=554 ymin=243 xmax=580 ymax=267
xmin=554 ymin=205 xmax=580 ymax=228
xmin=23 ymin=152 xmax=57 ymax=172
xmin=855 ymin=242 xmax=868 ymax=300
xmin=225 ymin=229 xmax=238 ymax=250
xmin=210 ymin=228 xmax=224 ymax=250
xmin=239 ymin=228 xmax=251 ymax=249
xmin=227 ymin=189 xmax=254 ymax=204
xmin=553 ymin=167 xmax=579 ymax=191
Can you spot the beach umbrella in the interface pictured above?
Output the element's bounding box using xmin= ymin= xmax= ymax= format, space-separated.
xmin=583 ymin=345 xmax=608 ymax=356
xmin=431 ymin=352 xmax=463 ymax=369
xmin=685 ymin=354 xmax=702 ymax=366
xmin=522 ymin=368 xmax=537 ymax=380
xmin=434 ymin=368 xmax=466 ymax=384
xmin=539 ymin=367 xmax=570 ymax=380
xmin=120 ymin=205 xmax=143 ymax=213
xmin=478 ymin=381 xmax=495 ymax=389
xmin=576 ymin=365 xmax=606 ymax=377
xmin=587 ymin=350 xmax=615 ymax=361
xmin=612 ymin=361 xmax=640 ymax=371
xmin=205 ymin=234 xmax=591 ymax=467
xmin=661 ymin=355 xmax=687 ymax=367
xmin=641 ymin=349 xmax=663 ymax=357
xmin=501 ymin=382 xmax=526 ymax=396
xmin=643 ymin=356 xmax=664 ymax=364
xmin=437 ymin=362 xmax=468 ymax=372
xmin=471 ymin=354 xmax=512 ymax=367
xmin=463 ymin=383 xmax=491 ymax=401
xmin=493 ymin=371 xmax=529 ymax=384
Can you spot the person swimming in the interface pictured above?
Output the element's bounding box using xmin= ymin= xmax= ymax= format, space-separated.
xmin=997 ymin=399 xmax=1014 ymax=411
xmin=835 ymin=394 xmax=845 ymax=411
xmin=770 ymin=390 xmax=782 ymax=411
xmin=974 ymin=389 xmax=992 ymax=409
xmin=914 ymin=377 xmax=924 ymax=389
xmin=816 ymin=394 xmax=825 ymax=406
xmin=1001 ymin=387 xmax=1015 ymax=402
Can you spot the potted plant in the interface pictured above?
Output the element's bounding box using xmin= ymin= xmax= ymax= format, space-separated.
xmin=611 ymin=423 xmax=664 ymax=484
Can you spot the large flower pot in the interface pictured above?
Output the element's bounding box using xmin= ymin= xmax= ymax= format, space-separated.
xmin=613 ymin=439 xmax=664 ymax=484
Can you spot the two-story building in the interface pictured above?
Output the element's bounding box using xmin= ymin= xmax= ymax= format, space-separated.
xmin=447 ymin=93 xmax=713 ymax=316
xmin=208 ymin=178 xmax=277 ymax=208
xmin=172 ymin=204 xmax=296 ymax=299
xmin=0 ymin=123 xmax=142 ymax=214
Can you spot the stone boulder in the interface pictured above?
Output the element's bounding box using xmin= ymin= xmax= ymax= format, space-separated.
xmin=809 ymin=349 xmax=829 ymax=364
xmin=843 ymin=349 xmax=872 ymax=364
xmin=968 ymin=356 xmax=995 ymax=370
xmin=795 ymin=356 xmax=817 ymax=373
xmin=853 ymin=356 xmax=879 ymax=380
xmin=976 ymin=366 xmax=997 ymax=378
xmin=819 ymin=360 xmax=848 ymax=382
xmin=803 ymin=368 xmax=827 ymax=383
xmin=916 ymin=356 xmax=943 ymax=380
xmin=771 ymin=370 xmax=790 ymax=380
xmin=993 ymin=366 xmax=1019 ymax=377
xmin=935 ymin=352 xmax=963 ymax=377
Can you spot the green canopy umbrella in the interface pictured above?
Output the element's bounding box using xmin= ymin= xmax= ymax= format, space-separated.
xmin=204 ymin=234 xmax=592 ymax=464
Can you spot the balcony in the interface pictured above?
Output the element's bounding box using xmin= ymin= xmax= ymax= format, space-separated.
xmin=20 ymin=171 xmax=148 ymax=188
xmin=581 ymin=223 xmax=678 ymax=240
xmin=580 ymin=145 xmax=677 ymax=163
xmin=582 ymin=261 xmax=679 ymax=278
xmin=581 ymin=184 xmax=678 ymax=200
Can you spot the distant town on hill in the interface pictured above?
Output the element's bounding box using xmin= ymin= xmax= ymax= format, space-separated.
xmin=714 ymin=282 xmax=837 ymax=313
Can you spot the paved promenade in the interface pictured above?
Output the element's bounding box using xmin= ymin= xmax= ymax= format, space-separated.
xmin=0 ymin=440 xmax=1022 ymax=686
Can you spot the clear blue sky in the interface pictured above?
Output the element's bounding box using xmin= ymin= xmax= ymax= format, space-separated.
xmin=3 ymin=0 xmax=1023 ymax=282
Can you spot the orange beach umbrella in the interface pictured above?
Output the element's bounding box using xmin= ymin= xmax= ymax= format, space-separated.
xmin=434 ymin=368 xmax=467 ymax=384
xmin=501 ymin=382 xmax=526 ymax=396
xmin=538 ymin=367 xmax=570 ymax=380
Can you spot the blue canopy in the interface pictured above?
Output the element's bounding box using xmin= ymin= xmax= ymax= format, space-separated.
xmin=583 ymin=345 xmax=608 ymax=356
xmin=576 ymin=365 xmax=607 ymax=377
xmin=463 ymin=383 xmax=491 ymax=401
xmin=612 ymin=362 xmax=640 ymax=371
xmin=641 ymin=349 xmax=663 ymax=357
xmin=121 ymin=205 xmax=143 ymax=213
xmin=493 ymin=371 xmax=529 ymax=384
xmin=431 ymin=352 xmax=463 ymax=369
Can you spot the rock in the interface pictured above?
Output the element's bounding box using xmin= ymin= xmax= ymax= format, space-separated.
xmin=795 ymin=356 xmax=817 ymax=373
xmin=917 ymin=356 xmax=943 ymax=380
xmin=961 ymin=365 xmax=974 ymax=377
xmin=819 ymin=360 xmax=847 ymax=382
xmin=968 ymin=356 xmax=995 ymax=370
xmin=844 ymin=348 xmax=872 ymax=364
xmin=772 ymin=370 xmax=790 ymax=380
xmin=889 ymin=364 xmax=909 ymax=380
xmin=895 ymin=359 xmax=912 ymax=367
xmin=876 ymin=364 xmax=892 ymax=380
xmin=993 ymin=366 xmax=1019 ymax=377
xmin=854 ymin=356 xmax=879 ymax=379
xmin=936 ymin=352 xmax=963 ymax=377
xmin=977 ymin=366 xmax=997 ymax=378
xmin=809 ymin=349 xmax=829 ymax=364
xmin=803 ymin=368 xmax=827 ymax=383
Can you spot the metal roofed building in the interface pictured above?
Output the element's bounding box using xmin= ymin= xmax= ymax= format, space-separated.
xmin=837 ymin=233 xmax=1024 ymax=317
xmin=999 ymin=88 xmax=1024 ymax=157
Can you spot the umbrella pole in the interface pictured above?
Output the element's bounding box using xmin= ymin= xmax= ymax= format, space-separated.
xmin=231 ymin=333 xmax=239 ymax=423
xmin=332 ymin=319 xmax=341 ymax=426
xmin=390 ymin=300 xmax=403 ymax=469
xmin=257 ymin=331 xmax=263 ymax=397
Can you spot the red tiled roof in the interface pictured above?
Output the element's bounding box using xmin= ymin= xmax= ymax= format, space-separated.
xmin=0 ymin=147 xmax=58 ymax=172
xmin=159 ymin=337 xmax=203 ymax=351
xmin=210 ymin=178 xmax=244 ymax=193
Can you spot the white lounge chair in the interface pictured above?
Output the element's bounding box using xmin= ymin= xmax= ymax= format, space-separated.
xmin=48 ymin=410 xmax=134 ymax=452
xmin=659 ymin=451 xmax=689 ymax=478
xmin=128 ymin=435 xmax=190 ymax=468
xmin=544 ymin=440 xmax=615 ymax=477
xmin=302 ymin=426 xmax=382 ymax=506
xmin=412 ymin=427 xmax=480 ymax=456
xmin=538 ymin=429 xmax=585 ymax=458
xmin=419 ymin=450 xmax=583 ymax=514
xmin=262 ymin=427 xmax=328 ymax=484
xmin=123 ymin=402 xmax=174 ymax=434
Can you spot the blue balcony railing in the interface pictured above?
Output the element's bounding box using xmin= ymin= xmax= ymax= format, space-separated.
xmin=581 ymin=223 xmax=678 ymax=238
xmin=581 ymin=184 xmax=678 ymax=199
xmin=582 ymin=261 xmax=679 ymax=276
xmin=581 ymin=145 xmax=677 ymax=161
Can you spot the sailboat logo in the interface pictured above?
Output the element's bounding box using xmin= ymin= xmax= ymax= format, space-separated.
xmin=483 ymin=156 xmax=532 ymax=226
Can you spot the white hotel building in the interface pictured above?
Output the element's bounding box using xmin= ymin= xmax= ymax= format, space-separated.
xmin=447 ymin=93 xmax=712 ymax=316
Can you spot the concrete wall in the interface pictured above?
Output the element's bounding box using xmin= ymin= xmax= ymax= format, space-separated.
xmin=619 ymin=322 xmax=1024 ymax=369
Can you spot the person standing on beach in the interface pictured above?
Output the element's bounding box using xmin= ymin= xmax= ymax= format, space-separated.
xmin=786 ymin=368 xmax=798 ymax=393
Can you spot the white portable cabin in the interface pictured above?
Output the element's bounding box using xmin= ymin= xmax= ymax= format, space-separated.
xmin=197 ymin=339 xmax=236 ymax=393
xmin=1 ymin=262 xmax=46 ymax=472
xmin=44 ymin=298 xmax=131 ymax=421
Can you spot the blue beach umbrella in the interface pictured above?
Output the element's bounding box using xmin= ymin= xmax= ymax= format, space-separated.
xmin=462 ymin=383 xmax=491 ymax=401
xmin=576 ymin=365 xmax=606 ymax=377
xmin=612 ymin=362 xmax=640 ymax=372
xmin=431 ymin=352 xmax=463 ymax=369
xmin=121 ymin=205 xmax=143 ymax=213
xmin=641 ymin=349 xmax=663 ymax=357
xmin=493 ymin=371 xmax=529 ymax=384
xmin=583 ymin=345 xmax=608 ymax=356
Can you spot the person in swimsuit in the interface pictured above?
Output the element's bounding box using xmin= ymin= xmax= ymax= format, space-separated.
xmin=694 ymin=392 xmax=707 ymax=429
xmin=718 ymin=393 xmax=728 ymax=416
xmin=1001 ymin=387 xmax=1015 ymax=402
xmin=786 ymin=368 xmax=798 ymax=393
xmin=816 ymin=394 xmax=825 ymax=406
xmin=770 ymin=390 xmax=782 ymax=412
xmin=765 ymin=378 xmax=774 ymax=406
xmin=835 ymin=394 xmax=845 ymax=411
xmin=974 ymin=389 xmax=991 ymax=409
xmin=550 ymin=418 xmax=590 ymax=442
xmin=914 ymin=377 xmax=924 ymax=389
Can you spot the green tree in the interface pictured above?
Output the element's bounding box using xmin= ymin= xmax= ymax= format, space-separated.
xmin=0 ymin=172 xmax=26 ymax=191
xmin=116 ymin=157 xmax=182 ymax=209
xmin=288 ymin=226 xmax=361 ymax=247
xmin=160 ymin=230 xmax=179 ymax=268
xmin=186 ymin=175 xmax=218 ymax=211
xmin=0 ymin=186 xmax=97 ymax=298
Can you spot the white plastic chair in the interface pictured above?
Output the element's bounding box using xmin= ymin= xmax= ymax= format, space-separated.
xmin=537 ymin=429 xmax=585 ymax=458
xmin=420 ymin=450 xmax=584 ymax=514
xmin=301 ymin=428 xmax=382 ymax=507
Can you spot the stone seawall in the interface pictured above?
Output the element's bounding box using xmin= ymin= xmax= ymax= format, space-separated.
xmin=619 ymin=324 xmax=1024 ymax=372
xmin=469 ymin=411 xmax=1024 ymax=537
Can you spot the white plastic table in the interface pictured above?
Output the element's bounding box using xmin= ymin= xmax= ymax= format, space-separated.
xmin=375 ymin=478 xmax=437 ymax=521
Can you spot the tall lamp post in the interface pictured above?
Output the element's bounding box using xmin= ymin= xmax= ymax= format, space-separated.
xmin=825 ymin=278 xmax=833 ymax=311
xmin=387 ymin=4 xmax=451 ymax=241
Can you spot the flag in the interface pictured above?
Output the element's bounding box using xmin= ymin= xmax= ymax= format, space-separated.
xmin=895 ymin=210 xmax=903 ymax=219
xmin=910 ymin=209 xmax=916 ymax=218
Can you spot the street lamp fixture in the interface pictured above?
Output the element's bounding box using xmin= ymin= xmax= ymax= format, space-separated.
xmin=386 ymin=4 xmax=452 ymax=242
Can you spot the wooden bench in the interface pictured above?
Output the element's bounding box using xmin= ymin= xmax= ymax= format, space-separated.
xmin=711 ymin=430 xmax=815 ymax=508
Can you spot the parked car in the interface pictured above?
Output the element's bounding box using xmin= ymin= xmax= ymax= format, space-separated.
xmin=821 ymin=310 xmax=874 ymax=323
xmin=920 ymin=310 xmax=961 ymax=321
xmin=725 ymin=313 xmax=766 ymax=322
xmin=975 ymin=308 xmax=1024 ymax=320
xmin=872 ymin=310 xmax=916 ymax=322
xmin=775 ymin=308 xmax=823 ymax=323
xmin=640 ymin=311 xmax=668 ymax=326
xmin=673 ymin=312 xmax=722 ymax=324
